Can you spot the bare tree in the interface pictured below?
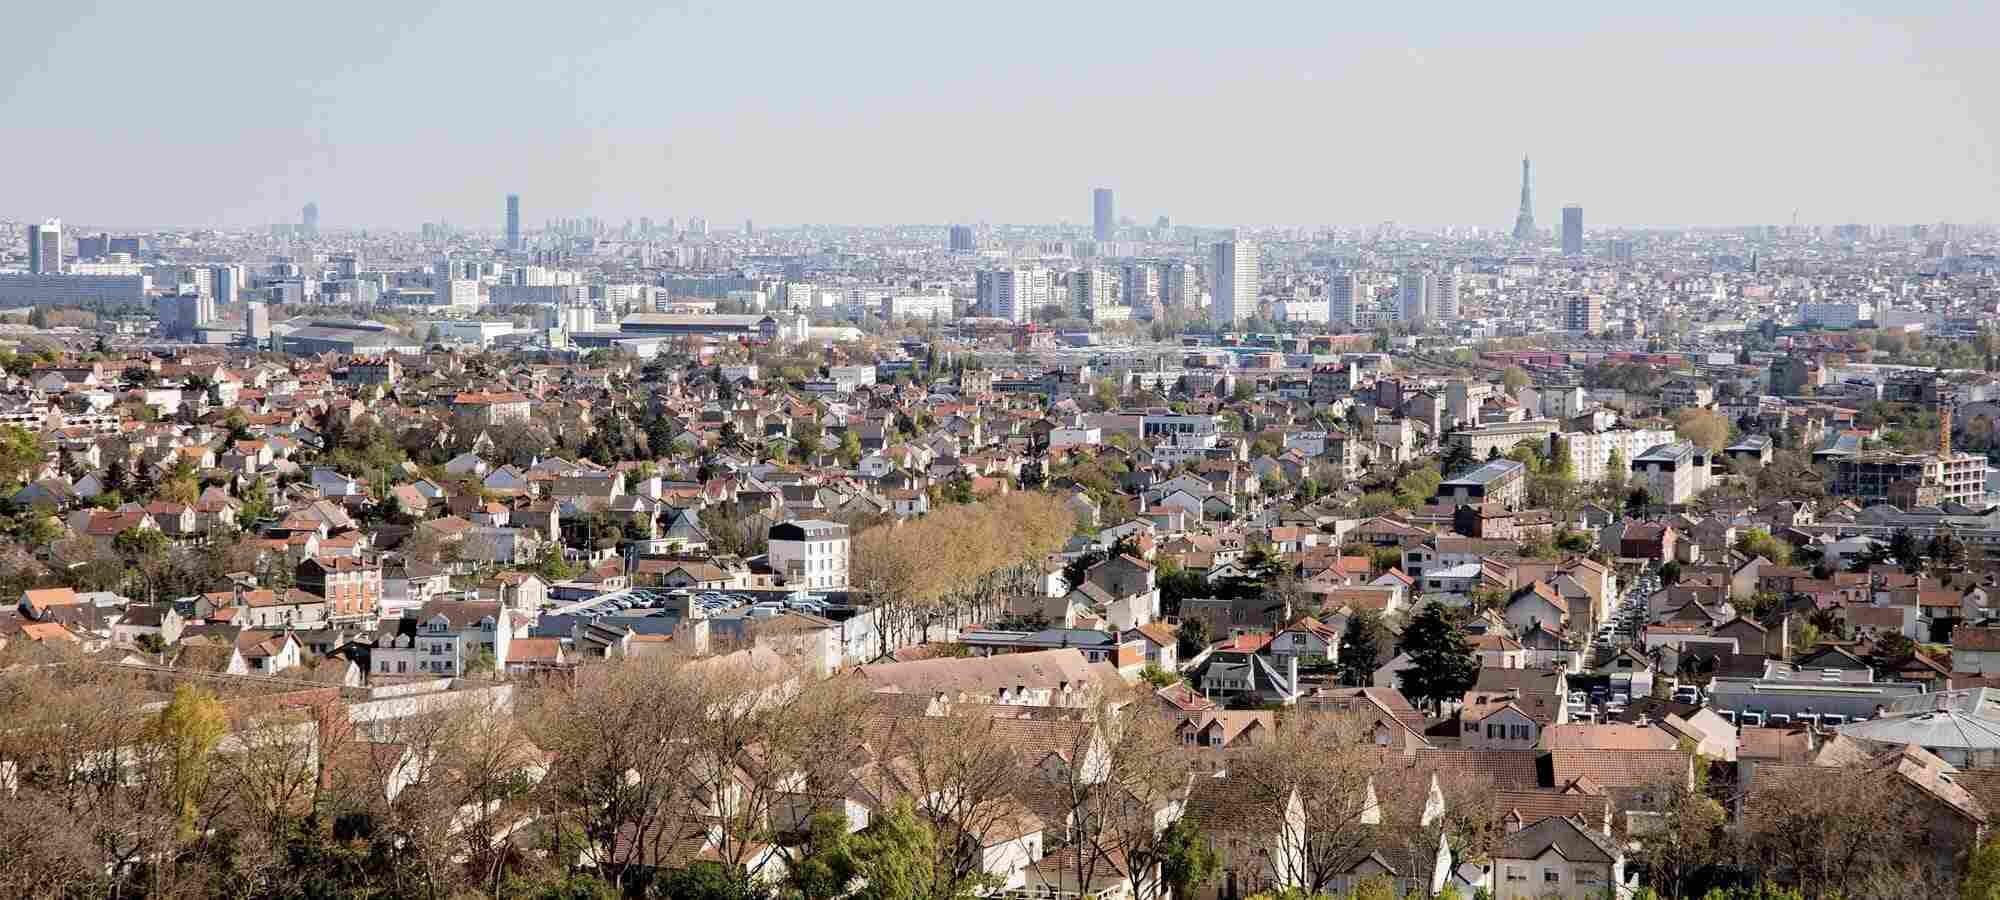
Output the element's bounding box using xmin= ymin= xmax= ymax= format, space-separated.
xmin=1228 ymin=712 xmax=1416 ymax=892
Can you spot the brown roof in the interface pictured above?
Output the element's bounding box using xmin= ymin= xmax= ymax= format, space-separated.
xmin=1546 ymin=749 xmax=1692 ymax=788
xmin=1537 ymin=724 xmax=1680 ymax=752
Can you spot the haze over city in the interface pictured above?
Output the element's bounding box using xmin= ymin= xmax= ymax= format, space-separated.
xmin=5 ymin=1 xmax=1997 ymax=227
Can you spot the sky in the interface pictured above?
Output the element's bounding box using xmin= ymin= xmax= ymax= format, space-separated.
xmin=3 ymin=1 xmax=1996 ymax=230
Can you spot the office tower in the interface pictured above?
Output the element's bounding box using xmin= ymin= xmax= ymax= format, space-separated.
xmin=948 ymin=224 xmax=975 ymax=252
xmin=1093 ymin=188 xmax=1114 ymax=242
xmin=1433 ymin=268 xmax=1460 ymax=320
xmin=506 ymin=194 xmax=522 ymax=250
xmin=1210 ymin=240 xmax=1258 ymax=326
xmin=1069 ymin=267 xmax=1119 ymax=316
xmin=1398 ymin=271 xmax=1433 ymax=325
xmin=247 ymin=302 xmax=270 ymax=341
xmin=28 ymin=219 xmax=62 ymax=274
xmin=301 ymin=202 xmax=320 ymax=238
xmin=1511 ymin=156 xmax=1536 ymax=241
xmin=1328 ymin=269 xmax=1359 ymax=327
xmin=210 ymin=265 xmax=240 ymax=305
xmin=1561 ymin=206 xmax=1583 ymax=255
xmin=744 ymin=218 xmax=754 ymax=236
xmin=1565 ymin=294 xmax=1603 ymax=334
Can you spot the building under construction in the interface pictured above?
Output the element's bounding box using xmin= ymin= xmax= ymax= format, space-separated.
xmin=1831 ymin=378 xmax=1992 ymax=508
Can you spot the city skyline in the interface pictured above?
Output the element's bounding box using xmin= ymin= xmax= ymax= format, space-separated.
xmin=3 ymin=3 xmax=1996 ymax=227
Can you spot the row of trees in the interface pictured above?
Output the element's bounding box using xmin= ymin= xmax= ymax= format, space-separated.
xmin=850 ymin=492 xmax=1076 ymax=651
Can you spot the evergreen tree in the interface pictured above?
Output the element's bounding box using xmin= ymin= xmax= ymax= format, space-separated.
xmin=1397 ymin=602 xmax=1480 ymax=713
xmin=1335 ymin=609 xmax=1384 ymax=686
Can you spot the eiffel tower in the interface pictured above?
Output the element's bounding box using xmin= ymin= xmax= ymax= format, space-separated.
xmin=1512 ymin=155 xmax=1536 ymax=241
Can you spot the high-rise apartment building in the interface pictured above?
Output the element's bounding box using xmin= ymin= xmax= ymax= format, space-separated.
xmin=976 ymin=268 xmax=1051 ymax=323
xmin=1328 ymin=269 xmax=1359 ymax=327
xmin=1565 ymin=294 xmax=1603 ymax=335
xmin=28 ymin=219 xmax=63 ymax=274
xmin=1069 ymin=267 xmax=1120 ymax=317
xmin=505 ymin=194 xmax=522 ymax=251
xmin=948 ymin=224 xmax=975 ymax=252
xmin=1122 ymin=263 xmax=1160 ymax=318
xmin=1561 ymin=206 xmax=1583 ymax=255
xmin=1398 ymin=271 xmax=1432 ymax=325
xmin=1432 ymin=269 xmax=1460 ymax=321
xmin=1093 ymin=188 xmax=1115 ymax=242
xmin=1161 ymin=261 xmax=1197 ymax=311
xmin=301 ymin=202 xmax=320 ymax=239
xmin=1210 ymin=240 xmax=1258 ymax=326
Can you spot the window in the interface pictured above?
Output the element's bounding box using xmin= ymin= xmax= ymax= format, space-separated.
xmin=1505 ymin=867 xmax=1525 ymax=882
xmin=1544 ymin=869 xmax=1561 ymax=884
xmin=1578 ymin=869 xmax=1601 ymax=885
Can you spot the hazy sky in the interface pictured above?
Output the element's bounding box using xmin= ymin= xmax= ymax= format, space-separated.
xmin=4 ymin=1 xmax=1995 ymax=229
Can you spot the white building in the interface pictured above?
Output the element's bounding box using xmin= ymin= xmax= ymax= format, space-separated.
xmin=769 ymin=519 xmax=850 ymax=590
xmin=1560 ymin=428 xmax=1678 ymax=483
xmin=1632 ymin=441 xmax=1711 ymax=506
xmin=1433 ymin=269 xmax=1460 ymax=321
xmin=881 ymin=294 xmax=953 ymax=321
xmin=977 ymin=268 xmax=1051 ymax=324
xmin=1210 ymin=240 xmax=1258 ymax=326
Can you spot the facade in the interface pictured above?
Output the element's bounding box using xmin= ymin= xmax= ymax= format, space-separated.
xmin=1092 ymin=188 xmax=1114 ymax=241
xmin=373 ymin=600 xmax=512 ymax=678
xmin=1210 ymin=240 xmax=1258 ymax=325
xmin=1398 ymin=271 xmax=1432 ymax=325
xmin=1436 ymin=459 xmax=1528 ymax=510
xmin=1631 ymin=441 xmax=1711 ymax=506
xmin=1800 ymin=302 xmax=1872 ymax=329
xmin=769 ymin=519 xmax=850 ymax=590
xmin=948 ymin=224 xmax=975 ymax=251
xmin=1564 ymin=294 xmax=1602 ymax=335
xmin=29 ymin=218 xmax=63 ymax=274
xmin=1328 ymin=269 xmax=1358 ymax=327
xmin=0 ymin=273 xmax=149 ymax=308
xmin=976 ymin=268 xmax=1051 ymax=324
xmin=1561 ymin=205 xmax=1583 ymax=255
xmin=1432 ymin=269 xmax=1460 ymax=321
xmin=1831 ymin=451 xmax=1990 ymax=508
xmin=295 ymin=556 xmax=383 ymax=625
xmin=1448 ymin=420 xmax=1560 ymax=460
xmin=1561 ymin=428 xmax=1678 ymax=483
xmin=1069 ymin=267 xmax=1120 ymax=318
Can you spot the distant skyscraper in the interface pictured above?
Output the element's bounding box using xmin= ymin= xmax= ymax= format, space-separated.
xmin=506 ymin=194 xmax=522 ymax=251
xmin=1328 ymin=268 xmax=1359 ymax=328
xmin=977 ymin=268 xmax=1050 ymax=323
xmin=1561 ymin=205 xmax=1584 ymax=255
xmin=1398 ymin=271 xmax=1433 ymax=325
xmin=948 ymin=225 xmax=976 ymax=252
xmin=1093 ymin=188 xmax=1115 ymax=242
xmin=1161 ymin=260 xmax=1197 ymax=310
xmin=28 ymin=219 xmax=62 ymax=274
xmin=1511 ymin=156 xmax=1536 ymax=241
xmin=1210 ymin=240 xmax=1258 ymax=326
xmin=1433 ymin=268 xmax=1460 ymax=320
xmin=1121 ymin=263 xmax=1160 ymax=317
xmin=209 ymin=265 xmax=241 ymax=305
xmin=301 ymin=202 xmax=320 ymax=238
xmin=744 ymin=218 xmax=754 ymax=236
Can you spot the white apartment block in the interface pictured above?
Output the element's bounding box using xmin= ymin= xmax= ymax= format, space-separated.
xmin=1210 ymin=240 xmax=1258 ymax=325
xmin=769 ymin=519 xmax=851 ymax=590
xmin=1560 ymin=428 xmax=1677 ymax=483
xmin=1799 ymin=302 xmax=1873 ymax=329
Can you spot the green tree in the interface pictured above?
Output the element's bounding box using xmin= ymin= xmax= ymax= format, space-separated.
xmin=1335 ymin=609 xmax=1385 ymax=686
xmin=1501 ymin=366 xmax=1530 ymax=394
xmin=0 ymin=425 xmax=43 ymax=488
xmin=1439 ymin=437 xmax=1474 ymax=479
xmin=1396 ymin=602 xmax=1479 ymax=713
xmin=1964 ymin=835 xmax=2000 ymax=900
xmin=1176 ymin=618 xmax=1212 ymax=661
xmin=1735 ymin=528 xmax=1792 ymax=566
xmin=1139 ymin=663 xmax=1176 ymax=688
xmin=1157 ymin=817 xmax=1219 ymax=900
xmin=1661 ymin=560 xmax=1682 ymax=585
